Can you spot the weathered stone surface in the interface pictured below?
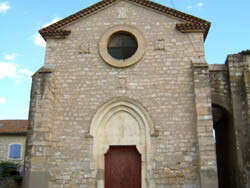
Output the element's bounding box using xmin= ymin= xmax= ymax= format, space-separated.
xmin=0 ymin=136 xmax=26 ymax=163
xmin=209 ymin=53 xmax=250 ymax=188
xmin=22 ymin=0 xmax=250 ymax=188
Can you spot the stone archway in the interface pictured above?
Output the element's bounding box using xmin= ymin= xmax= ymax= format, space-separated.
xmin=90 ymin=98 xmax=156 ymax=188
xmin=212 ymin=104 xmax=237 ymax=188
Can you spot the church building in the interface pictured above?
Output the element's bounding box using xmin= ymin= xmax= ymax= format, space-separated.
xmin=23 ymin=0 xmax=250 ymax=188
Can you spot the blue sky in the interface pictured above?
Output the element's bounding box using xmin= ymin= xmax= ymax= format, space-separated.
xmin=0 ymin=0 xmax=249 ymax=120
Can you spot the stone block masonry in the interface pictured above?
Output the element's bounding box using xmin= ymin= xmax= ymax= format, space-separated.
xmin=23 ymin=0 xmax=250 ymax=187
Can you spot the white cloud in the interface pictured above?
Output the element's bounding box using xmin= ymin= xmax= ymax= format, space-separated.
xmin=0 ymin=62 xmax=17 ymax=79
xmin=33 ymin=33 xmax=46 ymax=48
xmin=0 ymin=97 xmax=6 ymax=104
xmin=0 ymin=61 xmax=33 ymax=80
xmin=4 ymin=53 xmax=16 ymax=61
xmin=33 ymin=17 xmax=61 ymax=48
xmin=19 ymin=69 xmax=33 ymax=79
xmin=0 ymin=2 xmax=10 ymax=14
xmin=186 ymin=2 xmax=204 ymax=10
xmin=42 ymin=17 xmax=60 ymax=28
xmin=197 ymin=2 xmax=203 ymax=7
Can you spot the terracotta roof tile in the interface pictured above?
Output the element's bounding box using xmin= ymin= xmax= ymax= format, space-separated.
xmin=40 ymin=30 xmax=71 ymax=39
xmin=240 ymin=50 xmax=250 ymax=55
xmin=176 ymin=22 xmax=210 ymax=40
xmin=0 ymin=120 xmax=28 ymax=135
xmin=39 ymin=0 xmax=210 ymax=40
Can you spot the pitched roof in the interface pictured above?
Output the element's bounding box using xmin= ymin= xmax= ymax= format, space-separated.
xmin=0 ymin=120 xmax=28 ymax=135
xmin=39 ymin=0 xmax=210 ymax=40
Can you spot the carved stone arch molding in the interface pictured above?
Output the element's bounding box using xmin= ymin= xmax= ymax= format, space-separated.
xmin=89 ymin=97 xmax=156 ymax=188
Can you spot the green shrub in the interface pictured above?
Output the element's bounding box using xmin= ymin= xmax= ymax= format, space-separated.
xmin=0 ymin=161 xmax=23 ymax=186
xmin=0 ymin=178 xmax=20 ymax=188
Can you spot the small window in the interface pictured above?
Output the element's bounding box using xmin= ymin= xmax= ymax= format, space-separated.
xmin=108 ymin=31 xmax=138 ymax=60
xmin=9 ymin=144 xmax=21 ymax=159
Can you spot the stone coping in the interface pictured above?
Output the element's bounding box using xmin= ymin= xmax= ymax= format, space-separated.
xmin=209 ymin=64 xmax=227 ymax=71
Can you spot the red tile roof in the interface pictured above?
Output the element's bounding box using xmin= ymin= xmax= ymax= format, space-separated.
xmin=39 ymin=0 xmax=210 ymax=40
xmin=0 ymin=120 xmax=28 ymax=135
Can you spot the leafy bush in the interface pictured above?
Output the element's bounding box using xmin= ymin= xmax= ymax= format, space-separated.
xmin=0 ymin=161 xmax=22 ymax=187
xmin=0 ymin=178 xmax=20 ymax=188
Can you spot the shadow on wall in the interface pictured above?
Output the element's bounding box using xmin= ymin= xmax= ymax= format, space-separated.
xmin=212 ymin=104 xmax=237 ymax=188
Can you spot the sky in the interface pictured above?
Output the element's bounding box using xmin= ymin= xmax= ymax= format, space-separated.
xmin=0 ymin=0 xmax=250 ymax=120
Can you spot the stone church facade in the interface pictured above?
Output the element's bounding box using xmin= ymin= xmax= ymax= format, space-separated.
xmin=22 ymin=0 xmax=250 ymax=188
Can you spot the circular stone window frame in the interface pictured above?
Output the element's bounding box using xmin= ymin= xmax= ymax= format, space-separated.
xmin=99 ymin=25 xmax=146 ymax=68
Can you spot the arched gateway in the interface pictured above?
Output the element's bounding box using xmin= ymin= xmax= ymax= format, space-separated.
xmin=90 ymin=98 xmax=155 ymax=188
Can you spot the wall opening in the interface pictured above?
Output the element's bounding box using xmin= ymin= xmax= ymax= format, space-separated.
xmin=212 ymin=104 xmax=237 ymax=188
xmin=89 ymin=98 xmax=155 ymax=188
xmin=105 ymin=146 xmax=141 ymax=188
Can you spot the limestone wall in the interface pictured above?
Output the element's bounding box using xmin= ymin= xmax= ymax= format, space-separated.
xmin=209 ymin=52 xmax=250 ymax=188
xmin=209 ymin=64 xmax=231 ymax=111
xmin=24 ymin=1 xmax=217 ymax=188
xmin=226 ymin=53 xmax=250 ymax=188
xmin=0 ymin=136 xmax=26 ymax=165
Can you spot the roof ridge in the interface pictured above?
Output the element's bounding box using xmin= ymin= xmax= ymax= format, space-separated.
xmin=126 ymin=0 xmax=209 ymax=24
xmin=39 ymin=0 xmax=210 ymax=40
xmin=40 ymin=0 xmax=115 ymax=33
xmin=0 ymin=120 xmax=28 ymax=121
xmin=0 ymin=120 xmax=28 ymax=135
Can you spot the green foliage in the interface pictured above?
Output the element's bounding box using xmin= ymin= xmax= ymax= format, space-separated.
xmin=0 ymin=161 xmax=23 ymax=185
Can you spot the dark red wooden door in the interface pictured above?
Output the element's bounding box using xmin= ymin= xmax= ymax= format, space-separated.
xmin=105 ymin=146 xmax=141 ymax=188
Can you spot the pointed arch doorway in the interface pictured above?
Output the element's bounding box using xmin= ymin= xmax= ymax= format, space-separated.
xmin=89 ymin=98 xmax=156 ymax=188
xmin=105 ymin=146 xmax=141 ymax=188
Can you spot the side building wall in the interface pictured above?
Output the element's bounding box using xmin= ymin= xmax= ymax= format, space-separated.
xmin=0 ymin=136 xmax=26 ymax=166
xmin=209 ymin=50 xmax=250 ymax=188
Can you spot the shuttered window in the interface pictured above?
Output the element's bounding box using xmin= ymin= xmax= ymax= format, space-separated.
xmin=9 ymin=144 xmax=21 ymax=159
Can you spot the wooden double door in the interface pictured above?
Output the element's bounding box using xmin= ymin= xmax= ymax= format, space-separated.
xmin=105 ymin=146 xmax=141 ymax=188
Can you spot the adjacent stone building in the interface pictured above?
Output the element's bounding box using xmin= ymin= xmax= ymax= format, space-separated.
xmin=209 ymin=51 xmax=250 ymax=188
xmin=22 ymin=0 xmax=250 ymax=188
xmin=0 ymin=120 xmax=28 ymax=169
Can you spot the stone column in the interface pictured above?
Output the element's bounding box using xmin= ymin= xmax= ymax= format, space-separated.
xmin=192 ymin=59 xmax=218 ymax=188
xmin=243 ymin=70 xmax=250 ymax=188
xmin=227 ymin=53 xmax=249 ymax=188
xmin=242 ymin=53 xmax=250 ymax=187
xmin=23 ymin=66 xmax=55 ymax=188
